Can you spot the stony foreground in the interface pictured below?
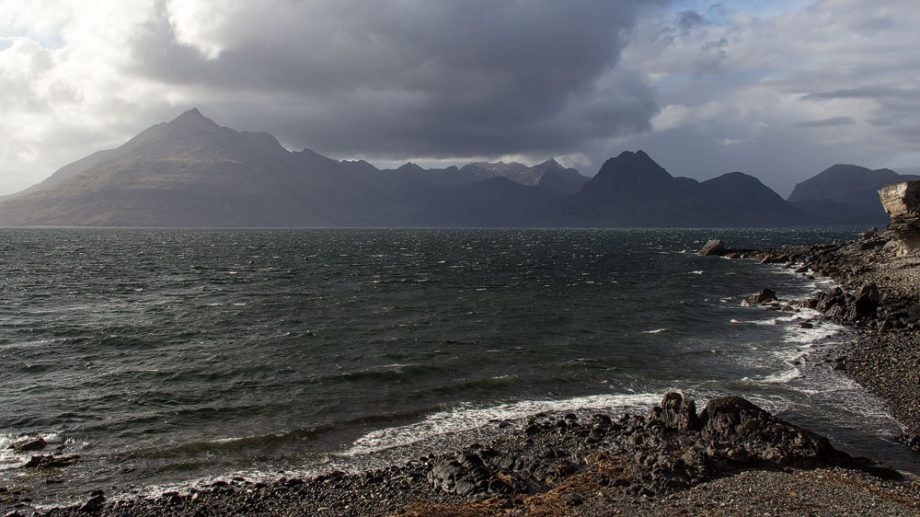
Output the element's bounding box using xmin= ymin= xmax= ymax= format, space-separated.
xmin=18 ymin=392 xmax=916 ymax=517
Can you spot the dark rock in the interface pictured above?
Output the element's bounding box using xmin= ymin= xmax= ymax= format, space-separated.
xmin=591 ymin=414 xmax=612 ymax=427
xmin=22 ymin=455 xmax=78 ymax=469
xmin=853 ymin=284 xmax=880 ymax=319
xmin=10 ymin=437 xmax=46 ymax=453
xmin=741 ymin=288 xmax=777 ymax=307
xmin=651 ymin=392 xmax=701 ymax=432
xmin=699 ymin=239 xmax=727 ymax=257
xmin=79 ymin=493 xmax=105 ymax=513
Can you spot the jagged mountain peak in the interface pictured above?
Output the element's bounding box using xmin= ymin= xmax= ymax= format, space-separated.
xmin=168 ymin=108 xmax=219 ymax=129
xmin=397 ymin=162 xmax=426 ymax=173
xmin=533 ymin=158 xmax=564 ymax=171
xmin=593 ymin=149 xmax=673 ymax=185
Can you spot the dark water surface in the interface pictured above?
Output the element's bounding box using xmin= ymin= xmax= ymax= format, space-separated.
xmin=0 ymin=228 xmax=915 ymax=506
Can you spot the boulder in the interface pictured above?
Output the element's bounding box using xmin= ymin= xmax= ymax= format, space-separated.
xmin=853 ymin=284 xmax=880 ymax=319
xmin=22 ymin=455 xmax=78 ymax=469
xmin=698 ymin=239 xmax=726 ymax=257
xmin=879 ymin=181 xmax=920 ymax=220
xmin=651 ymin=392 xmax=701 ymax=432
xmin=10 ymin=437 xmax=46 ymax=453
xmin=741 ymin=288 xmax=777 ymax=307
xmin=79 ymin=492 xmax=105 ymax=513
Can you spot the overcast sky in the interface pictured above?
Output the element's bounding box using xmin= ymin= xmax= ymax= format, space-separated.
xmin=1 ymin=0 xmax=918 ymax=196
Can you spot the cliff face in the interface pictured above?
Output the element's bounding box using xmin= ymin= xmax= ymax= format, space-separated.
xmin=879 ymin=180 xmax=920 ymax=255
xmin=879 ymin=181 xmax=920 ymax=220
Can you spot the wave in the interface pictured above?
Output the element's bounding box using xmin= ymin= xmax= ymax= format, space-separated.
xmin=0 ymin=432 xmax=66 ymax=471
xmin=338 ymin=392 xmax=661 ymax=457
xmin=640 ymin=328 xmax=668 ymax=335
xmin=761 ymin=367 xmax=803 ymax=384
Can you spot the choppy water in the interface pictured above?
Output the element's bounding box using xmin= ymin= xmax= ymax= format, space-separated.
xmin=0 ymin=228 xmax=915 ymax=507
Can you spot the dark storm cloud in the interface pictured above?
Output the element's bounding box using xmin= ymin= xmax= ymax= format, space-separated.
xmin=127 ymin=0 xmax=661 ymax=158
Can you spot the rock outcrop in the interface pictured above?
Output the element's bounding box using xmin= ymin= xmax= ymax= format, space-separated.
xmin=879 ymin=181 xmax=920 ymax=219
xmin=879 ymin=181 xmax=920 ymax=255
xmin=698 ymin=239 xmax=726 ymax=256
xmin=741 ymin=288 xmax=777 ymax=307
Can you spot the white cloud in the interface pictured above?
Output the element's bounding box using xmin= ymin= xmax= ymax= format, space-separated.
xmin=609 ymin=0 xmax=920 ymax=194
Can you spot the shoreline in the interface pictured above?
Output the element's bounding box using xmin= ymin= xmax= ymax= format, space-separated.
xmin=4 ymin=229 xmax=919 ymax=515
xmin=34 ymin=392 xmax=920 ymax=516
xmin=744 ymin=227 xmax=920 ymax=446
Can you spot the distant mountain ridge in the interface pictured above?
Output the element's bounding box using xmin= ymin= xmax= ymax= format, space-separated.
xmin=0 ymin=109 xmax=907 ymax=227
xmin=551 ymin=151 xmax=807 ymax=227
xmin=371 ymin=158 xmax=588 ymax=195
xmin=787 ymin=164 xmax=920 ymax=224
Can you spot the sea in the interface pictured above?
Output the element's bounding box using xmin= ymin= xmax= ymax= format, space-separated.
xmin=0 ymin=228 xmax=916 ymax=508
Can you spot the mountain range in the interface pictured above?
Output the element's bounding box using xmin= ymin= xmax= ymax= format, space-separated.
xmin=0 ymin=109 xmax=912 ymax=228
xmin=788 ymin=164 xmax=920 ymax=224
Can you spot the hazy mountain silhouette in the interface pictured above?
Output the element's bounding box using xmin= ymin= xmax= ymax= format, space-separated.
xmin=787 ymin=164 xmax=920 ymax=224
xmin=0 ymin=109 xmax=393 ymax=226
xmin=551 ymin=151 xmax=806 ymax=227
xmin=0 ymin=110 xmax=564 ymax=227
xmin=0 ymin=109 xmax=873 ymax=228
xmin=374 ymin=159 xmax=587 ymax=195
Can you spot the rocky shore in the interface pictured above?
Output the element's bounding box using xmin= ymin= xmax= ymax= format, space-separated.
xmin=697 ymin=182 xmax=920 ymax=454
xmin=11 ymin=392 xmax=914 ymax=516
xmin=751 ymin=233 xmax=920 ymax=448
xmin=699 ymin=184 xmax=920 ymax=450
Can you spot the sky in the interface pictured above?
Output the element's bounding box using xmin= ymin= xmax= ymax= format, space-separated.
xmin=1 ymin=0 xmax=918 ymax=196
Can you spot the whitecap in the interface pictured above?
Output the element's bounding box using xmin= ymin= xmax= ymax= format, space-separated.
xmin=762 ymin=367 xmax=803 ymax=384
xmin=640 ymin=328 xmax=668 ymax=335
xmin=0 ymin=432 xmax=66 ymax=471
xmin=338 ymin=392 xmax=661 ymax=457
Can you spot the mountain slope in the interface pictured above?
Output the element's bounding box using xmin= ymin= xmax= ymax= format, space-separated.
xmin=0 ymin=110 xmax=824 ymax=228
xmin=553 ymin=151 xmax=807 ymax=227
xmin=788 ymin=164 xmax=920 ymax=224
xmin=0 ymin=109 xmax=394 ymax=226
xmin=0 ymin=109 xmax=567 ymax=227
xmin=379 ymin=159 xmax=587 ymax=194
